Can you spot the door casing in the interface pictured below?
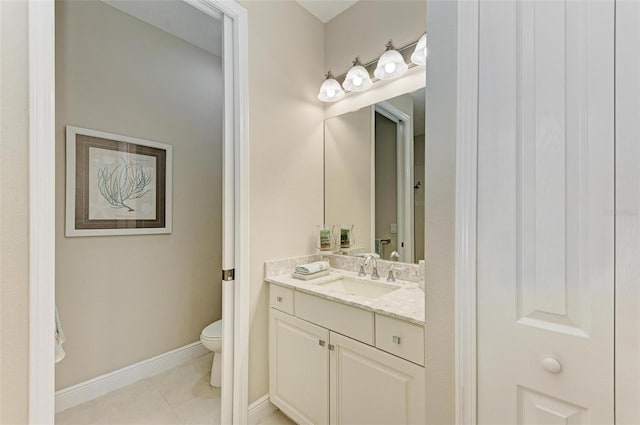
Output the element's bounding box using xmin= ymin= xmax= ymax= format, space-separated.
xmin=455 ymin=0 xmax=479 ymax=423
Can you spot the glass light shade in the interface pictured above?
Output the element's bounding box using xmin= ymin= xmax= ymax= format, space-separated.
xmin=411 ymin=34 xmax=427 ymax=65
xmin=342 ymin=65 xmax=373 ymax=92
xmin=317 ymin=77 xmax=345 ymax=102
xmin=374 ymin=49 xmax=408 ymax=80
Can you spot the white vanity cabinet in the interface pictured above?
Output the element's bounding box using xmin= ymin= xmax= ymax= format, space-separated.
xmin=269 ymin=284 xmax=425 ymax=425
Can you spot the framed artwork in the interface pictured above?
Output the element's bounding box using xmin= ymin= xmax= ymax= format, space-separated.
xmin=65 ymin=126 xmax=173 ymax=236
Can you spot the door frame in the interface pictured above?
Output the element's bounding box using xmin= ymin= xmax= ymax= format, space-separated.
xmin=374 ymin=102 xmax=414 ymax=263
xmin=27 ymin=0 xmax=249 ymax=423
xmin=454 ymin=0 xmax=479 ymax=423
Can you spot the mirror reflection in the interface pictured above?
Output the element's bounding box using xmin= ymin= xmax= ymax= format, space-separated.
xmin=324 ymin=88 xmax=425 ymax=264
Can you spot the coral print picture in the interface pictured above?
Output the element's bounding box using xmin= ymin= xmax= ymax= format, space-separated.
xmin=65 ymin=126 xmax=173 ymax=237
xmin=89 ymin=148 xmax=156 ymax=220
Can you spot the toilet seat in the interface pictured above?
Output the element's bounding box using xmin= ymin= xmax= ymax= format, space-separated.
xmin=201 ymin=319 xmax=222 ymax=341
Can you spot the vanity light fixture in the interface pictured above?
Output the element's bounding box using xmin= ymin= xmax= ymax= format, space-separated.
xmin=373 ymin=40 xmax=408 ymax=80
xmin=317 ymin=34 xmax=425 ymax=103
xmin=342 ymin=57 xmax=373 ymax=92
xmin=317 ymin=71 xmax=345 ymax=102
xmin=411 ymin=33 xmax=427 ymax=66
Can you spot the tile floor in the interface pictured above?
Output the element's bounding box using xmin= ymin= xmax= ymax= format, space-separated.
xmin=55 ymin=353 xmax=296 ymax=425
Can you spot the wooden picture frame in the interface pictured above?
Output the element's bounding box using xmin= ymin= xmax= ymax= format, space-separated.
xmin=65 ymin=126 xmax=173 ymax=236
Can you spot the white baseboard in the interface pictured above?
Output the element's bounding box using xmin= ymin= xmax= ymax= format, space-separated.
xmin=248 ymin=394 xmax=278 ymax=425
xmin=55 ymin=341 xmax=209 ymax=413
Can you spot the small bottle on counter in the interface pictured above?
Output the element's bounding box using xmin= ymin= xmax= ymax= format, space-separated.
xmin=340 ymin=225 xmax=354 ymax=248
xmin=320 ymin=228 xmax=332 ymax=250
xmin=316 ymin=224 xmax=336 ymax=251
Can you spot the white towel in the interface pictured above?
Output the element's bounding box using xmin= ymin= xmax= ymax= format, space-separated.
xmin=292 ymin=269 xmax=331 ymax=281
xmin=55 ymin=306 xmax=66 ymax=363
xmin=295 ymin=261 xmax=330 ymax=275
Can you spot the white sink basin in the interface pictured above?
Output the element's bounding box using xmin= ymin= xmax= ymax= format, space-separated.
xmin=317 ymin=277 xmax=399 ymax=299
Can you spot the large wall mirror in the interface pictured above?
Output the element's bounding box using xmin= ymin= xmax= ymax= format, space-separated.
xmin=324 ymin=87 xmax=425 ymax=264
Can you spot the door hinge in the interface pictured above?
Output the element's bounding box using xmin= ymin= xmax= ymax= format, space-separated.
xmin=222 ymin=269 xmax=235 ymax=281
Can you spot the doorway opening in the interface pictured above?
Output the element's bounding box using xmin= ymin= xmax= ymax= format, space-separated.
xmin=375 ymin=101 xmax=414 ymax=263
xmin=27 ymin=0 xmax=249 ymax=423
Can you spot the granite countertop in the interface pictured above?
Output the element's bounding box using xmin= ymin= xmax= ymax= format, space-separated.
xmin=266 ymin=269 xmax=425 ymax=326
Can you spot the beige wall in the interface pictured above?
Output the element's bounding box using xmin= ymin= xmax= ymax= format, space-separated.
xmin=55 ymin=0 xmax=223 ymax=389
xmin=0 ymin=0 xmax=30 ymax=422
xmin=237 ymin=0 xmax=325 ymax=404
xmin=325 ymin=107 xmax=373 ymax=250
xmin=324 ymin=0 xmax=426 ymax=75
xmin=425 ymin=0 xmax=457 ymax=423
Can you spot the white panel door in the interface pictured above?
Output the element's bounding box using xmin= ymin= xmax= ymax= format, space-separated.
xmin=269 ymin=310 xmax=330 ymax=425
xmin=616 ymin=2 xmax=640 ymax=423
xmin=329 ymin=332 xmax=425 ymax=425
xmin=477 ymin=0 xmax=615 ymax=423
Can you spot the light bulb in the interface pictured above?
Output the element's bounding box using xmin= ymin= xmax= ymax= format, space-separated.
xmin=411 ymin=33 xmax=427 ymax=66
xmin=375 ymin=40 xmax=408 ymax=80
xmin=384 ymin=62 xmax=397 ymax=74
xmin=317 ymin=72 xmax=345 ymax=102
xmin=342 ymin=62 xmax=373 ymax=92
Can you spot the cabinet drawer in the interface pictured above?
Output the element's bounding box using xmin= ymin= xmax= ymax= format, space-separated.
xmin=295 ymin=292 xmax=374 ymax=345
xmin=375 ymin=314 xmax=425 ymax=366
xmin=270 ymin=284 xmax=294 ymax=314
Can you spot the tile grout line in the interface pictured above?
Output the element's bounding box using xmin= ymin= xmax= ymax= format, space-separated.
xmin=146 ymin=360 xmax=202 ymax=425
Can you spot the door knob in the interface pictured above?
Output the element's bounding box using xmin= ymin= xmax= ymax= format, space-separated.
xmin=542 ymin=356 xmax=563 ymax=374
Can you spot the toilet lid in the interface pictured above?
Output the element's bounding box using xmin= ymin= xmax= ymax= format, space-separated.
xmin=201 ymin=319 xmax=222 ymax=340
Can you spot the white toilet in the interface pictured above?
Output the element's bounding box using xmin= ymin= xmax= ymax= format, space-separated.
xmin=200 ymin=319 xmax=222 ymax=387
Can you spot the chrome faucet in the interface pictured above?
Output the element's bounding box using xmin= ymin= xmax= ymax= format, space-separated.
xmin=360 ymin=255 xmax=380 ymax=280
xmin=387 ymin=267 xmax=402 ymax=282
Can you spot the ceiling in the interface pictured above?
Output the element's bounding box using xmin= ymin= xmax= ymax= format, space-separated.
xmin=103 ymin=0 xmax=355 ymax=53
xmin=102 ymin=0 xmax=223 ymax=57
xmin=295 ymin=0 xmax=359 ymax=23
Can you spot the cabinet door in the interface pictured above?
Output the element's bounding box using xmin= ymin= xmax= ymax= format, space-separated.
xmin=269 ymin=309 xmax=329 ymax=425
xmin=329 ymin=332 xmax=425 ymax=425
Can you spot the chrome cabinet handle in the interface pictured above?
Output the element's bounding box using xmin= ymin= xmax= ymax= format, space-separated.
xmin=542 ymin=356 xmax=563 ymax=374
xmin=319 ymin=340 xmax=326 ymax=347
xmin=392 ymin=336 xmax=401 ymax=344
xmin=276 ymin=296 xmax=283 ymax=302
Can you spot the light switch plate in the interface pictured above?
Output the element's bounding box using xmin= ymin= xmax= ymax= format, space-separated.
xmin=390 ymin=223 xmax=398 ymax=234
